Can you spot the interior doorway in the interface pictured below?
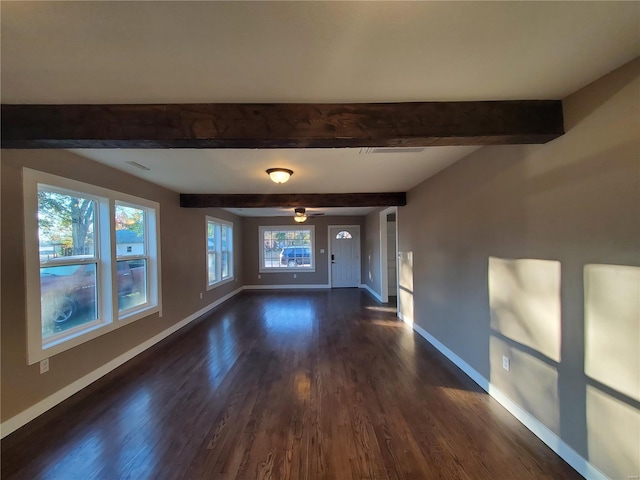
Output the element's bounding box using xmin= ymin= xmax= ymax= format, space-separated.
xmin=328 ymin=225 xmax=361 ymax=288
xmin=379 ymin=207 xmax=399 ymax=310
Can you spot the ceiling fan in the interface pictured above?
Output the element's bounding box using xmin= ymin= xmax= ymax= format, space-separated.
xmin=293 ymin=207 xmax=324 ymax=223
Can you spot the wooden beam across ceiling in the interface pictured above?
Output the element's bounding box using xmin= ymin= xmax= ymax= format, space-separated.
xmin=1 ymin=101 xmax=563 ymax=149
xmin=179 ymin=193 xmax=407 ymax=208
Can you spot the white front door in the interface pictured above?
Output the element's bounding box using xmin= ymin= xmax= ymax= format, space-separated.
xmin=329 ymin=226 xmax=360 ymax=288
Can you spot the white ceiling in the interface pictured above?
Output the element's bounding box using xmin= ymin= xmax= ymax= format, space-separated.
xmin=70 ymin=146 xmax=479 ymax=216
xmin=69 ymin=146 xmax=480 ymax=193
xmin=3 ymin=2 xmax=639 ymax=216
xmin=2 ymin=2 xmax=638 ymax=103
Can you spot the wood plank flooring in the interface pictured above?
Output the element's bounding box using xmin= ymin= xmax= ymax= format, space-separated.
xmin=2 ymin=290 xmax=582 ymax=480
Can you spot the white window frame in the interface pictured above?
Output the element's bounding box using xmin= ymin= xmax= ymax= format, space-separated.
xmin=23 ymin=168 xmax=162 ymax=365
xmin=259 ymin=225 xmax=315 ymax=273
xmin=206 ymin=216 xmax=234 ymax=290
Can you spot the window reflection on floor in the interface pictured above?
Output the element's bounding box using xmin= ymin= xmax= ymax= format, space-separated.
xmin=261 ymin=298 xmax=314 ymax=345
xmin=207 ymin=316 xmax=239 ymax=389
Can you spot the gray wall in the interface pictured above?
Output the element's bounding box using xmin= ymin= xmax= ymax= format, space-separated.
xmin=241 ymin=215 xmax=365 ymax=287
xmin=397 ymin=58 xmax=640 ymax=479
xmin=1 ymin=150 xmax=243 ymax=421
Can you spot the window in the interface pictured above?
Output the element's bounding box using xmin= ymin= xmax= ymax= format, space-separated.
xmin=335 ymin=231 xmax=353 ymax=239
xmin=259 ymin=226 xmax=315 ymax=272
xmin=24 ymin=169 xmax=161 ymax=364
xmin=206 ymin=216 xmax=234 ymax=288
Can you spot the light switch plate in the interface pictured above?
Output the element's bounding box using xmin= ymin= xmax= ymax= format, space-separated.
xmin=502 ymin=355 xmax=510 ymax=371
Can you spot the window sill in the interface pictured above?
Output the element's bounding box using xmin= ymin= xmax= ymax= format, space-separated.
xmin=34 ymin=320 xmax=111 ymax=365
xmin=118 ymin=304 xmax=161 ymax=327
xmin=259 ymin=268 xmax=316 ymax=273
xmin=206 ymin=276 xmax=235 ymax=291
xmin=30 ymin=304 xmax=162 ymax=365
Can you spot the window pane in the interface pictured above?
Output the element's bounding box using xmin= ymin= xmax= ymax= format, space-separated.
xmin=221 ymin=225 xmax=228 ymax=251
xmin=208 ymin=252 xmax=217 ymax=283
xmin=263 ymin=230 xmax=276 ymax=268
xmin=336 ymin=231 xmax=352 ymax=239
xmin=115 ymin=205 xmax=145 ymax=256
xmin=38 ymin=190 xmax=95 ymax=262
xmin=208 ymin=222 xmax=216 ymax=251
xmin=222 ymin=252 xmax=229 ymax=278
xmin=40 ymin=264 xmax=97 ymax=338
xmin=263 ymin=231 xmax=280 ymax=268
xmin=117 ymin=260 xmax=147 ymax=312
xmin=262 ymin=229 xmax=312 ymax=269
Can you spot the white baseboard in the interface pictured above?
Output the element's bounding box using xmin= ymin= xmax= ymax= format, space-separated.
xmin=243 ymin=284 xmax=330 ymax=290
xmin=360 ymin=283 xmax=383 ymax=303
xmin=0 ymin=286 xmax=244 ymax=439
xmin=408 ymin=321 xmax=607 ymax=480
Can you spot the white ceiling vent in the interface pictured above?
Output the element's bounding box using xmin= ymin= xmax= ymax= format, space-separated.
xmin=125 ymin=160 xmax=151 ymax=171
xmin=359 ymin=147 xmax=426 ymax=154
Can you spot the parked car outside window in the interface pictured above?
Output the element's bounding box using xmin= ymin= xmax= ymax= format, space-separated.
xmin=279 ymin=246 xmax=311 ymax=267
xmin=40 ymin=260 xmax=145 ymax=325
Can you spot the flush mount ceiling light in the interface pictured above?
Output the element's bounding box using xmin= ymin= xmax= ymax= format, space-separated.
xmin=266 ymin=168 xmax=293 ymax=184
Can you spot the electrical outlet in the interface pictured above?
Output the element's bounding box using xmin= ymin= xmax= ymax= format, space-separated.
xmin=258 ymin=274 xmax=261 ymax=279
xmin=293 ymin=274 xmax=297 ymax=279
xmin=199 ymin=292 xmax=203 ymax=299
xmin=40 ymin=358 xmax=49 ymax=374
xmin=320 ymin=249 xmax=325 ymax=253
xmin=502 ymin=355 xmax=510 ymax=371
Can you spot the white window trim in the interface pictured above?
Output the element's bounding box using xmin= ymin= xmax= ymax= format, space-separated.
xmin=205 ymin=216 xmax=234 ymax=290
xmin=23 ymin=168 xmax=162 ymax=365
xmin=259 ymin=225 xmax=316 ymax=273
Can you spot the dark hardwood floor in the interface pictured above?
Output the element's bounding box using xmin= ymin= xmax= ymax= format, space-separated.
xmin=2 ymin=290 xmax=581 ymax=480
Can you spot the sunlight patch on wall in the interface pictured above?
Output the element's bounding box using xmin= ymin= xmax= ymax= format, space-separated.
xmin=399 ymin=251 xmax=414 ymax=324
xmin=585 ymin=264 xmax=640 ymax=401
xmin=489 ymin=257 xmax=561 ymax=362
xmin=587 ymin=386 xmax=640 ymax=480
xmin=489 ymin=335 xmax=560 ymax=434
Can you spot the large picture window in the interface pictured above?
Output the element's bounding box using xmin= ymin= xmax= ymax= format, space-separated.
xmin=24 ymin=169 xmax=161 ymax=364
xmin=206 ymin=216 xmax=234 ymax=288
xmin=259 ymin=226 xmax=315 ymax=272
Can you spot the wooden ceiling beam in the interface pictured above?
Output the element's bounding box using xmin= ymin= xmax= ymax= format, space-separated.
xmin=179 ymin=193 xmax=407 ymax=208
xmin=1 ymin=101 xmax=563 ymax=149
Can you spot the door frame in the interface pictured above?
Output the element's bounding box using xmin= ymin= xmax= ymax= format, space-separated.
xmin=328 ymin=225 xmax=361 ymax=288
xmin=379 ymin=207 xmax=399 ymax=308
